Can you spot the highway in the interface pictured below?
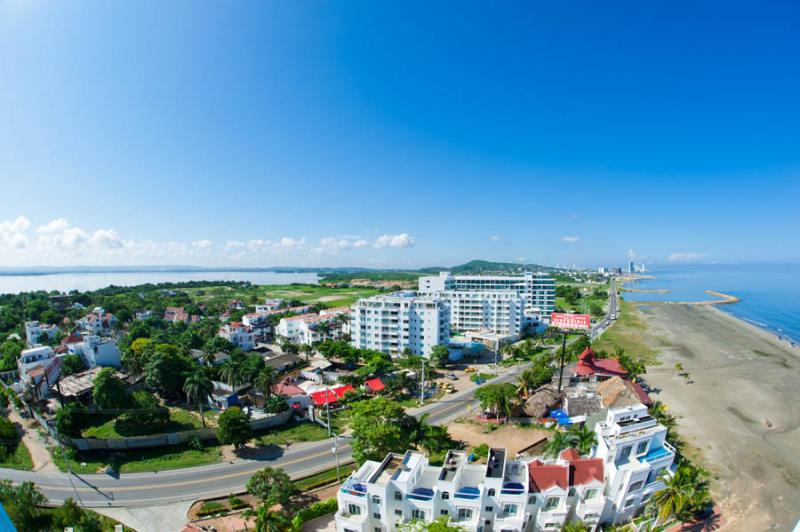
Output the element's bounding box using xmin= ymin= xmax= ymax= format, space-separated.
xmin=0 ymin=364 xmax=525 ymax=508
xmin=591 ymin=277 xmax=618 ymax=339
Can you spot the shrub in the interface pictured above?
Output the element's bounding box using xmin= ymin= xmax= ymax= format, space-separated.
xmin=289 ymin=498 xmax=338 ymax=532
xmin=197 ymin=501 xmax=226 ymax=517
xmin=0 ymin=416 xmax=19 ymax=457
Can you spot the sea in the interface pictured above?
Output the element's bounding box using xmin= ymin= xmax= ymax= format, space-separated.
xmin=0 ymin=270 xmax=320 ymax=295
xmin=622 ymin=263 xmax=800 ymax=344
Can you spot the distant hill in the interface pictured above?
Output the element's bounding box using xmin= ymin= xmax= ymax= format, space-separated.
xmin=421 ymin=259 xmax=560 ymax=275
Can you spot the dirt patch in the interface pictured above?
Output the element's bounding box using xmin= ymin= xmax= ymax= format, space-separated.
xmin=448 ymin=420 xmax=550 ymax=456
xmin=316 ymin=295 xmax=346 ymax=303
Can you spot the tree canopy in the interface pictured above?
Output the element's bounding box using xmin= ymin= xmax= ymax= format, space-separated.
xmin=217 ymin=406 xmax=252 ymax=448
xmin=349 ymin=397 xmax=416 ymax=463
xmin=246 ymin=467 xmax=297 ymax=505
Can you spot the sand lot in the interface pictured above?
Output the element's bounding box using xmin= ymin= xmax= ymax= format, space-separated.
xmin=640 ymin=304 xmax=800 ymax=531
xmin=448 ymin=420 xmax=550 ymax=456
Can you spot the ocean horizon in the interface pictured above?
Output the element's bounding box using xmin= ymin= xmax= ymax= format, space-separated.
xmin=623 ymin=263 xmax=800 ymax=344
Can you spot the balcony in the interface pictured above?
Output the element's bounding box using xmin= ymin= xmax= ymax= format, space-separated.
xmin=641 ymin=441 xmax=676 ymax=464
xmin=341 ymin=479 xmax=368 ymax=497
xmin=454 ymin=486 xmax=481 ymax=500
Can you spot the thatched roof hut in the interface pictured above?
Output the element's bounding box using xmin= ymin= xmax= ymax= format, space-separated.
xmin=523 ymin=386 xmax=564 ymax=419
xmin=597 ymin=376 xmax=652 ymax=408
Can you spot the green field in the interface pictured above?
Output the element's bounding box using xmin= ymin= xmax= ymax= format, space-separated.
xmin=592 ymin=300 xmax=660 ymax=364
xmin=181 ymin=283 xmax=381 ymax=309
xmin=0 ymin=441 xmax=34 ymax=470
xmin=82 ymin=407 xmax=206 ymax=439
xmin=52 ymin=442 xmax=223 ymax=474
xmin=256 ymin=419 xmax=330 ymax=446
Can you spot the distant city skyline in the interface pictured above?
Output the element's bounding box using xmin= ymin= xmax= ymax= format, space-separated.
xmin=2 ymin=2 xmax=799 ymax=268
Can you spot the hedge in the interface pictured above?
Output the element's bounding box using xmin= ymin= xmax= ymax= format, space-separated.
xmin=289 ymin=498 xmax=337 ymax=532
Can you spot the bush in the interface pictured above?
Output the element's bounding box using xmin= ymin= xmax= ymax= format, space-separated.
xmin=115 ymin=391 xmax=169 ymax=436
xmin=197 ymin=501 xmax=226 ymax=517
xmin=0 ymin=416 xmax=19 ymax=458
xmin=227 ymin=494 xmax=248 ymax=510
xmin=289 ymin=498 xmax=338 ymax=532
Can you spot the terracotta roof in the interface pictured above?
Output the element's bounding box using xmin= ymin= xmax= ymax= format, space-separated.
xmin=528 ymin=459 xmax=569 ymax=491
xmin=569 ymin=458 xmax=604 ymax=486
xmin=558 ymin=448 xmax=581 ymax=461
xmin=272 ymin=381 xmax=305 ymax=397
xmin=630 ymin=381 xmax=652 ymax=406
xmin=597 ymin=376 xmax=651 ymax=408
xmin=574 ymin=348 xmax=627 ymax=377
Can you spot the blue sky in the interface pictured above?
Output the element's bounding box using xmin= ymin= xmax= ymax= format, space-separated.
xmin=1 ymin=1 xmax=799 ymax=269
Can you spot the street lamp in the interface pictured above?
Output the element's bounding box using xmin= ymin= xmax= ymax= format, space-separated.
xmin=331 ymin=436 xmax=341 ymax=483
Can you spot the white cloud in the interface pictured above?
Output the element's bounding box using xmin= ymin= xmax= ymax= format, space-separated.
xmin=668 ymin=252 xmax=708 ymax=263
xmin=561 ymin=236 xmax=580 ymax=243
xmin=89 ymin=229 xmax=122 ymax=248
xmin=192 ymin=239 xmax=213 ymax=250
xmin=353 ymin=239 xmax=369 ymax=249
xmin=36 ymin=218 xmax=69 ymax=234
xmin=489 ymin=235 xmax=502 ymax=241
xmin=275 ymin=237 xmax=305 ymax=250
xmin=0 ymin=216 xmax=30 ymax=248
xmin=225 ymin=240 xmax=245 ymax=250
xmin=374 ymin=233 xmax=415 ymax=248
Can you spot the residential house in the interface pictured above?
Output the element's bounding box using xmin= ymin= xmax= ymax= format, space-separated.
xmin=68 ymin=335 xmax=122 ymax=368
xmin=24 ymin=321 xmax=60 ymax=346
xmin=164 ymin=307 xmax=199 ymax=324
xmin=218 ymin=322 xmax=255 ymax=351
xmin=77 ymin=307 xmax=117 ymax=335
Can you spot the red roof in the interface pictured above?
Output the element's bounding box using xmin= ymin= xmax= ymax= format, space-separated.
xmin=558 ymin=448 xmax=581 ymax=461
xmin=272 ymin=381 xmax=305 ymax=397
xmin=630 ymin=381 xmax=652 ymax=406
xmin=365 ymin=378 xmax=385 ymax=392
xmin=569 ymin=458 xmax=605 ymax=486
xmin=574 ymin=348 xmax=627 ymax=377
xmin=528 ymin=460 xmax=569 ymax=491
xmin=309 ymin=385 xmax=355 ymax=406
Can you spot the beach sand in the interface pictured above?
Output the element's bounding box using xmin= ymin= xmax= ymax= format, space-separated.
xmin=639 ymin=304 xmax=800 ymax=531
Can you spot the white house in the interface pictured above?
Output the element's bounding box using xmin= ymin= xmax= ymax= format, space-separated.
xmin=433 ymin=290 xmax=525 ymax=337
xmin=335 ymin=447 xmax=607 ymax=532
xmin=277 ymin=308 xmax=352 ymax=346
xmin=18 ymin=346 xmax=62 ymax=399
xmin=255 ymin=298 xmax=284 ymax=313
xmin=218 ymin=322 xmax=255 ymax=351
xmin=350 ymin=292 xmax=450 ymax=357
xmin=418 ymin=271 xmax=556 ymax=321
xmin=77 ymin=307 xmax=117 ymax=335
xmin=24 ymin=321 xmax=60 ymax=346
xmin=68 ymin=335 xmax=122 ymax=368
xmin=594 ymin=403 xmax=676 ymax=523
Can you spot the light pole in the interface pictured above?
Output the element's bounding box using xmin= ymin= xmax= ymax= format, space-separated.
xmin=325 ymin=384 xmax=332 ymax=437
xmin=331 ymin=436 xmax=341 ymax=483
xmin=419 ymin=356 xmax=425 ymax=406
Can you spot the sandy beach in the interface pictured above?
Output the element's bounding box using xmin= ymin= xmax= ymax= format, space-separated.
xmin=639 ymin=304 xmax=800 ymax=531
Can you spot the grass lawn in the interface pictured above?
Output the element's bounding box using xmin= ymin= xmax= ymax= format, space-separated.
xmin=52 ymin=442 xmax=223 ymax=474
xmin=35 ymin=507 xmax=132 ymax=531
xmin=592 ymin=300 xmax=660 ymax=364
xmin=82 ymin=407 xmax=205 ymax=439
xmin=328 ymin=410 xmax=351 ymax=435
xmin=295 ymin=463 xmax=357 ymax=490
xmin=182 ymin=283 xmax=381 ymax=309
xmin=0 ymin=442 xmax=34 ymax=470
xmin=255 ymin=419 xmax=330 ymax=446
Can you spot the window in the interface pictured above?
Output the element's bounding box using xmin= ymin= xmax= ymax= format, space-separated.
xmin=488 ymin=488 xmax=496 ymax=496
xmin=458 ymin=508 xmax=473 ymax=519
xmin=373 ymin=513 xmax=381 ymax=519
xmin=347 ymin=504 xmax=361 ymax=515
xmin=394 ymin=491 xmax=402 ymax=501
xmin=544 ymin=524 xmax=559 ymax=529
xmin=583 ymin=488 xmax=598 ymax=501
xmin=411 ymin=509 xmax=425 ymax=520
xmin=374 ymin=528 xmax=381 ymax=532
xmin=636 ymin=440 xmax=648 ymax=455
xmin=641 ymin=493 xmax=652 ymax=503
xmin=394 ymin=510 xmax=402 ymax=517
xmin=440 ymin=509 xmax=449 ymax=516
xmin=620 ymin=445 xmax=632 ymax=460
xmin=441 ymin=491 xmax=450 ymax=500
xmin=568 ymin=488 xmax=576 ymax=497
xmin=502 ymin=504 xmax=518 ymax=516
xmin=625 ymin=498 xmax=636 ymax=508
xmin=528 ymin=496 xmax=537 ymax=504
xmin=629 ymin=481 xmax=644 ymax=493
xmin=485 ymin=506 xmax=493 ymax=512
xmin=372 ymin=495 xmax=381 ymax=504
xmin=544 ymin=496 xmax=560 ymax=511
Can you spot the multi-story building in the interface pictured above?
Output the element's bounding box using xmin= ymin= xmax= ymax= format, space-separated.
xmin=255 ymin=298 xmax=284 ymax=313
xmin=351 ymin=292 xmax=450 ymax=357
xmin=278 ymin=308 xmax=352 ymax=345
xmin=594 ymin=403 xmax=676 ymax=523
xmin=68 ymin=335 xmax=122 ymax=368
xmin=18 ymin=345 xmax=62 ymax=399
xmin=418 ymin=272 xmax=556 ymax=321
xmin=335 ymin=447 xmax=607 ymax=532
xmin=24 ymin=321 xmax=60 ymax=346
xmin=217 ymin=322 xmax=255 ymax=351
xmin=77 ymin=307 xmax=117 ymax=335
xmin=432 ymin=290 xmax=525 ymax=337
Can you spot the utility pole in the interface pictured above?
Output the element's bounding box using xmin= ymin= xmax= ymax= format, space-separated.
xmin=325 ymin=384 xmax=332 ymax=437
xmin=557 ymin=329 xmax=567 ymax=392
xmin=331 ymin=435 xmax=341 ymax=483
xmin=419 ymin=357 xmax=425 ymax=406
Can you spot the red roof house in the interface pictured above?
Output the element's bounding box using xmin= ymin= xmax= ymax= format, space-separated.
xmin=572 ymin=348 xmax=628 ymax=380
xmin=528 ymin=459 xmax=569 ymax=491
xmin=365 ymin=378 xmax=385 ymax=393
xmin=528 ymin=449 xmax=605 ymax=493
xmin=309 ymin=384 xmax=355 ymax=406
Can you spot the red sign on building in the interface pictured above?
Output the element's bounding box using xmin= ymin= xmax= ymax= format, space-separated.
xmin=550 ymin=312 xmax=591 ymax=331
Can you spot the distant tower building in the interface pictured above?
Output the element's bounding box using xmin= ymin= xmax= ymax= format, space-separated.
xmin=628 ymin=261 xmax=635 ymax=274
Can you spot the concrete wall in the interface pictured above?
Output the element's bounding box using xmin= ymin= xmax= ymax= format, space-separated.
xmin=69 ymin=409 xmax=292 ymax=451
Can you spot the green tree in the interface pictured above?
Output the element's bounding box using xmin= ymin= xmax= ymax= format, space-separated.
xmin=410 ymin=413 xmax=455 ymax=456
xmin=543 ymin=431 xmax=572 ymax=458
xmin=121 ymin=337 xmax=153 ymax=377
xmin=398 ymin=516 xmax=466 ymax=531
xmin=429 ymin=345 xmax=450 ymax=368
xmin=264 ymin=395 xmax=288 ymax=414
xmin=249 ymin=506 xmax=290 ymax=532
xmin=474 ymin=383 xmax=517 ymax=419
xmin=145 ymin=344 xmax=193 ymax=398
xmin=0 ymin=416 xmax=19 ymax=459
xmin=246 ymin=467 xmax=297 ymax=505
xmin=183 ymin=370 xmax=213 ymax=427
xmin=93 ymin=367 xmax=130 ymax=410
xmin=55 ymin=402 xmax=85 ymax=438
xmin=219 ymin=358 xmax=243 ymax=387
xmin=561 ymin=520 xmax=589 ymax=532
xmin=651 ymin=461 xmax=712 ymax=524
xmin=254 ymin=366 xmax=277 ymax=398
xmin=217 ymin=406 xmax=252 ymax=449
xmin=350 ymin=397 xmax=416 ymax=463
xmin=567 ymin=424 xmax=596 ymax=456
xmin=616 ymin=348 xmax=646 ymax=381
xmin=0 ymin=480 xmax=47 ymax=530
xmin=59 ymin=354 xmax=85 ymax=377
xmin=115 ymin=391 xmax=170 ymax=435
xmin=0 ymin=338 xmax=25 ymax=372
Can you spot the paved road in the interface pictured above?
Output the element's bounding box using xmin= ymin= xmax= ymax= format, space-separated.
xmin=1 ymin=364 xmax=526 ymax=508
xmin=591 ymin=278 xmax=618 ymax=339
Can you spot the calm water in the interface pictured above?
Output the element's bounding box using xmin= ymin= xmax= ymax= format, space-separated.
xmin=624 ymin=263 xmax=800 ymax=344
xmin=0 ymin=271 xmax=319 ymax=294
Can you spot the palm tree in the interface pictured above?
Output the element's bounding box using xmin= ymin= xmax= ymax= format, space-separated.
xmin=243 ymin=506 xmax=290 ymax=532
xmin=410 ymin=413 xmax=454 ymax=456
xmin=567 ymin=424 xmax=596 ymax=456
xmin=516 ymin=368 xmax=538 ymax=399
xmin=254 ymin=366 xmax=276 ymax=399
xmin=183 ymin=371 xmax=213 ymax=428
xmin=650 ymin=464 xmax=696 ymax=525
xmin=299 ymin=343 xmax=313 ymax=361
xmin=561 ymin=521 xmax=588 ymax=532
xmin=219 ymin=359 xmax=242 ymax=388
xmin=543 ymin=431 xmax=571 ymax=458
xmin=500 ymin=342 xmax=516 ymax=361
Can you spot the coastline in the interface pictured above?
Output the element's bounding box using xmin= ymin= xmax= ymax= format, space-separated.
xmin=637 ymin=303 xmax=800 ymax=530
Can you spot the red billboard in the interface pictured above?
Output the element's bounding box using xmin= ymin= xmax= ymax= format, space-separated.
xmin=550 ymin=312 xmax=591 ymax=330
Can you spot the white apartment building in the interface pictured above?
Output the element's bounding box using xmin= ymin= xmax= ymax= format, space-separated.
xmin=77 ymin=307 xmax=117 ymax=335
xmin=255 ymin=298 xmax=284 ymax=313
xmin=67 ymin=335 xmax=122 ymax=368
xmin=594 ymin=404 xmax=676 ymax=523
xmin=17 ymin=345 xmax=62 ymax=399
xmin=433 ymin=291 xmax=525 ymax=337
xmin=336 ymin=447 xmax=607 ymax=532
xmin=419 ymin=272 xmax=556 ymax=320
xmin=24 ymin=321 xmax=60 ymax=346
xmin=277 ymin=308 xmax=352 ymax=345
xmin=217 ymin=322 xmax=255 ymax=351
xmin=351 ymin=292 xmax=450 ymax=357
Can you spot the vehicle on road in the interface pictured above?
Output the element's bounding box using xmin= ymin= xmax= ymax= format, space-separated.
xmin=445 ymin=373 xmax=457 ymax=380
xmin=464 ymin=366 xmax=476 ymax=373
